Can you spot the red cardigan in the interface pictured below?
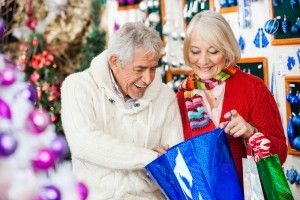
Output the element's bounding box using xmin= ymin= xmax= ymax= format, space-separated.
xmin=176 ymin=69 xmax=287 ymax=184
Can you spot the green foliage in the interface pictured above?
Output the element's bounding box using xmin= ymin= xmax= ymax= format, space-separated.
xmin=79 ymin=0 xmax=106 ymax=71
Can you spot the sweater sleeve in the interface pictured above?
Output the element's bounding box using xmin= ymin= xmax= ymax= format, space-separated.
xmin=249 ymin=83 xmax=287 ymax=164
xmin=61 ymin=75 xmax=158 ymax=170
xmin=160 ymin=94 xmax=184 ymax=147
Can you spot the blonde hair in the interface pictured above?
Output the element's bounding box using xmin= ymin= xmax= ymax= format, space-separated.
xmin=183 ymin=10 xmax=240 ymax=67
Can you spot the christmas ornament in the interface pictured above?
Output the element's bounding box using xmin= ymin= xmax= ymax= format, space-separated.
xmin=287 ymin=117 xmax=295 ymax=148
xmin=26 ymin=109 xmax=50 ymax=134
xmin=253 ymin=28 xmax=269 ymax=48
xmin=287 ymin=56 xmax=296 ymax=71
xmin=32 ymin=148 xmax=56 ymax=171
xmin=0 ymin=98 xmax=12 ymax=120
xmin=238 ymin=36 xmax=246 ymax=52
xmin=0 ymin=66 xmax=17 ymax=86
xmin=51 ymin=136 xmax=68 ymax=160
xmin=76 ymin=182 xmax=89 ymax=200
xmin=0 ymin=18 xmax=6 ymax=38
xmin=282 ymin=15 xmax=288 ymax=34
xmin=37 ymin=185 xmax=61 ymax=200
xmin=286 ymin=168 xmax=298 ymax=184
xmin=292 ymin=113 xmax=300 ymax=127
xmin=264 ymin=18 xmax=279 ymax=35
xmin=19 ymin=84 xmax=38 ymax=103
xmin=0 ymin=133 xmax=18 ymax=157
xmin=293 ymin=136 xmax=300 ymax=151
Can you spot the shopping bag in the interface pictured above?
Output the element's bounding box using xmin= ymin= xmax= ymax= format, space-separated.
xmin=144 ymin=128 xmax=243 ymax=200
xmin=257 ymin=154 xmax=294 ymax=200
xmin=242 ymin=156 xmax=265 ymax=200
xmin=248 ymin=132 xmax=294 ymax=200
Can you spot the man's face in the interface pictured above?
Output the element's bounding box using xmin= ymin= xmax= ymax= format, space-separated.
xmin=110 ymin=50 xmax=159 ymax=100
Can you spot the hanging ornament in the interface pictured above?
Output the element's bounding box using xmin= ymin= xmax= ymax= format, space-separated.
xmin=286 ymin=168 xmax=298 ymax=184
xmin=282 ymin=15 xmax=288 ymax=34
xmin=76 ymin=182 xmax=89 ymax=200
xmin=253 ymin=28 xmax=268 ymax=48
xmin=139 ymin=1 xmax=148 ymax=12
xmin=238 ymin=0 xmax=251 ymax=28
xmin=0 ymin=132 xmax=18 ymax=157
xmin=292 ymin=113 xmax=300 ymax=127
xmin=18 ymin=84 xmax=38 ymax=103
xmin=264 ymin=17 xmax=279 ymax=35
xmin=291 ymin=24 xmax=298 ymax=34
xmin=287 ymin=56 xmax=296 ymax=71
xmin=293 ymin=136 xmax=300 ymax=151
xmin=0 ymin=66 xmax=17 ymax=86
xmin=32 ymin=148 xmax=56 ymax=171
xmin=290 ymin=0 xmax=296 ymax=8
xmin=287 ymin=117 xmax=295 ymax=148
xmin=296 ymin=17 xmax=300 ymax=29
xmin=36 ymin=184 xmax=61 ymax=200
xmin=0 ymin=18 xmax=6 ymax=38
xmin=261 ymin=28 xmax=269 ymax=48
xmin=0 ymin=98 xmax=12 ymax=120
xmin=238 ymin=36 xmax=246 ymax=52
xmin=50 ymin=136 xmax=69 ymax=160
xmin=26 ymin=109 xmax=50 ymax=134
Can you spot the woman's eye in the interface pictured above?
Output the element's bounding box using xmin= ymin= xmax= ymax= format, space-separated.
xmin=209 ymin=51 xmax=218 ymax=54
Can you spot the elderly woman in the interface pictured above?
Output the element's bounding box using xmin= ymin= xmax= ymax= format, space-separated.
xmin=177 ymin=10 xmax=287 ymax=183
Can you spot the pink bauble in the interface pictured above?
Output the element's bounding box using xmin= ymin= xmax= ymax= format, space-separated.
xmin=36 ymin=184 xmax=61 ymax=200
xmin=0 ymin=18 xmax=5 ymax=38
xmin=0 ymin=67 xmax=17 ymax=86
xmin=0 ymin=98 xmax=11 ymax=120
xmin=26 ymin=109 xmax=50 ymax=134
xmin=76 ymin=182 xmax=88 ymax=200
xmin=32 ymin=148 xmax=56 ymax=171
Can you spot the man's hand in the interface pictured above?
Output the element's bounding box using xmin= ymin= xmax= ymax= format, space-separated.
xmin=153 ymin=144 xmax=169 ymax=156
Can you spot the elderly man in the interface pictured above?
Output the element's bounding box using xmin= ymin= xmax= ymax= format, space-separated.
xmin=61 ymin=22 xmax=183 ymax=199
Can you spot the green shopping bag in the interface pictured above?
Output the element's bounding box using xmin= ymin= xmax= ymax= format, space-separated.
xmin=257 ymin=154 xmax=294 ymax=200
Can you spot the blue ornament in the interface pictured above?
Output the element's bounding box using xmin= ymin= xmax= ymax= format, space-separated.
xmin=261 ymin=29 xmax=269 ymax=48
xmin=272 ymin=0 xmax=279 ymax=6
xmin=296 ymin=175 xmax=300 ymax=185
xmin=286 ymin=169 xmax=298 ymax=184
xmin=296 ymin=18 xmax=300 ymax=29
xmin=287 ymin=56 xmax=296 ymax=71
xmin=282 ymin=15 xmax=288 ymax=34
xmin=291 ymin=25 xmax=298 ymax=33
xmin=238 ymin=36 xmax=245 ymax=52
xmin=219 ymin=0 xmax=228 ymax=8
xmin=293 ymin=136 xmax=300 ymax=151
xmin=228 ymin=0 xmax=237 ymax=6
xmin=287 ymin=118 xmax=295 ymax=148
xmin=264 ymin=18 xmax=279 ymax=35
xmin=253 ymin=28 xmax=261 ymax=48
xmin=37 ymin=185 xmax=61 ymax=200
xmin=292 ymin=114 xmax=300 ymax=127
xmin=290 ymin=0 xmax=296 ymax=8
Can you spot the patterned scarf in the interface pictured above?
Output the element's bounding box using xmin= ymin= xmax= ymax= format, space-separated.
xmin=180 ymin=65 xmax=238 ymax=131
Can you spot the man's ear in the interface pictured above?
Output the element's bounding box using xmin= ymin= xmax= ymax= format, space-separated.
xmin=108 ymin=54 xmax=118 ymax=70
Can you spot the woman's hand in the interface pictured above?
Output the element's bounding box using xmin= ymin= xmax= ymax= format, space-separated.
xmin=153 ymin=144 xmax=169 ymax=156
xmin=219 ymin=109 xmax=255 ymax=138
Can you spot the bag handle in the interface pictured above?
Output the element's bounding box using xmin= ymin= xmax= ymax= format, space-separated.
xmin=246 ymin=132 xmax=271 ymax=162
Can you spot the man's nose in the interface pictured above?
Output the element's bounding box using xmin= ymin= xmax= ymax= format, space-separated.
xmin=141 ymin=70 xmax=154 ymax=85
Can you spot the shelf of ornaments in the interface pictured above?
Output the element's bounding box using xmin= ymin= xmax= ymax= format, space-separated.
xmin=285 ymin=76 xmax=300 ymax=156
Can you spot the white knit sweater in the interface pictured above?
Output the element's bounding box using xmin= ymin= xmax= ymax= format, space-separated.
xmin=61 ymin=51 xmax=183 ymax=200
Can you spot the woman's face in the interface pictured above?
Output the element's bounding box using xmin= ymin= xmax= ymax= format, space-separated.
xmin=188 ymin=30 xmax=226 ymax=80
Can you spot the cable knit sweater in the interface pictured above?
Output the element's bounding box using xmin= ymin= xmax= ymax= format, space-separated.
xmin=61 ymin=51 xmax=183 ymax=200
xmin=177 ymin=69 xmax=287 ymax=184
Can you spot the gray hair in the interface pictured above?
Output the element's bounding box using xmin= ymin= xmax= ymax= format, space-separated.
xmin=183 ymin=10 xmax=240 ymax=67
xmin=107 ymin=22 xmax=163 ymax=66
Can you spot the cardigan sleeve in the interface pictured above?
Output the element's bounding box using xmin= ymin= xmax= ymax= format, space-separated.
xmin=160 ymin=93 xmax=184 ymax=147
xmin=249 ymin=83 xmax=287 ymax=164
xmin=61 ymin=74 xmax=158 ymax=170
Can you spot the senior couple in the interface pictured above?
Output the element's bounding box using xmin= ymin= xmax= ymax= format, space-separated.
xmin=61 ymin=11 xmax=287 ymax=200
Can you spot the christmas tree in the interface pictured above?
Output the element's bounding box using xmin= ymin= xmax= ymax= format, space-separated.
xmin=79 ymin=0 xmax=106 ymax=72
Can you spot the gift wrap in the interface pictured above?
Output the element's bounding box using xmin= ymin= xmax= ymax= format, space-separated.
xmin=145 ymin=128 xmax=243 ymax=200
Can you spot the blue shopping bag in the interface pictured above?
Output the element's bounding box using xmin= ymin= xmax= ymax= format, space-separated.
xmin=145 ymin=128 xmax=243 ymax=200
